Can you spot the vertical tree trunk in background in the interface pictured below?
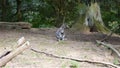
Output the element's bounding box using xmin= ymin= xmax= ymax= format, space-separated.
xmin=55 ymin=12 xmax=63 ymax=27
xmin=54 ymin=0 xmax=64 ymax=27
xmin=16 ymin=0 xmax=22 ymax=21
xmin=0 ymin=1 xmax=1 ymax=20
xmin=1 ymin=0 xmax=7 ymax=21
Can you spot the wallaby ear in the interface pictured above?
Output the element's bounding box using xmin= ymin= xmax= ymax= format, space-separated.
xmin=66 ymin=25 xmax=69 ymax=29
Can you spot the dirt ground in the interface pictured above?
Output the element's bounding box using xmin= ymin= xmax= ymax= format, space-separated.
xmin=0 ymin=28 xmax=120 ymax=68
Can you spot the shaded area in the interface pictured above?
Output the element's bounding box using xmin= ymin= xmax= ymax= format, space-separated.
xmin=25 ymin=28 xmax=120 ymax=45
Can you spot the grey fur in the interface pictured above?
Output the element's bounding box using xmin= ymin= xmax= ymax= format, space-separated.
xmin=56 ymin=24 xmax=66 ymax=41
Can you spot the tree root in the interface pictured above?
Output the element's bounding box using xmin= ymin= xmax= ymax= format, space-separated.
xmin=31 ymin=48 xmax=120 ymax=68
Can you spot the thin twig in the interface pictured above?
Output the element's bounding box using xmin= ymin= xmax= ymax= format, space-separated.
xmin=31 ymin=48 xmax=120 ymax=68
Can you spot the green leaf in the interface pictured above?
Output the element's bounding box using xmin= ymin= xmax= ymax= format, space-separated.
xmin=113 ymin=58 xmax=119 ymax=65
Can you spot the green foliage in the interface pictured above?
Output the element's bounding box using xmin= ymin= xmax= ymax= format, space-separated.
xmin=102 ymin=11 xmax=120 ymax=27
xmin=75 ymin=3 xmax=87 ymax=15
xmin=108 ymin=21 xmax=120 ymax=34
xmin=94 ymin=20 xmax=110 ymax=34
xmin=101 ymin=0 xmax=120 ymax=34
xmin=23 ymin=11 xmax=54 ymax=28
xmin=108 ymin=21 xmax=119 ymax=30
xmin=0 ymin=0 xmax=120 ymax=34
xmin=70 ymin=61 xmax=80 ymax=68
xmin=62 ymin=61 xmax=80 ymax=68
xmin=113 ymin=58 xmax=119 ymax=65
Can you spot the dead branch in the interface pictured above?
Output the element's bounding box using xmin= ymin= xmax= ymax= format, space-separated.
xmin=101 ymin=31 xmax=113 ymax=42
xmin=31 ymin=48 xmax=120 ymax=68
xmin=0 ymin=41 xmax=30 ymax=67
xmin=101 ymin=23 xmax=119 ymax=42
xmin=96 ymin=40 xmax=120 ymax=58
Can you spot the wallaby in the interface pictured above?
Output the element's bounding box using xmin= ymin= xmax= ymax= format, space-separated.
xmin=56 ymin=23 xmax=67 ymax=41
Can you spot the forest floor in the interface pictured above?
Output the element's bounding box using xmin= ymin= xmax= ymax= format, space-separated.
xmin=0 ymin=28 xmax=120 ymax=68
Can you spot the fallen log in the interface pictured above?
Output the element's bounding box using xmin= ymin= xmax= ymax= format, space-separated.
xmin=0 ymin=51 xmax=11 ymax=59
xmin=0 ymin=22 xmax=32 ymax=29
xmin=0 ymin=37 xmax=26 ymax=59
xmin=0 ymin=41 xmax=30 ymax=67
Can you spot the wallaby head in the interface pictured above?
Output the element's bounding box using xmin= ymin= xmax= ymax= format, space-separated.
xmin=60 ymin=23 xmax=69 ymax=29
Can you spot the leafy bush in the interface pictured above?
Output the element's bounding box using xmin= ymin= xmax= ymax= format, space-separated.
xmin=108 ymin=21 xmax=120 ymax=34
xmin=23 ymin=11 xmax=54 ymax=28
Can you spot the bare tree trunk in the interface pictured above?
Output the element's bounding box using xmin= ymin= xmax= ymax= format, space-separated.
xmin=54 ymin=0 xmax=65 ymax=27
xmin=55 ymin=14 xmax=63 ymax=27
xmin=1 ymin=0 xmax=7 ymax=21
xmin=16 ymin=0 xmax=22 ymax=21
